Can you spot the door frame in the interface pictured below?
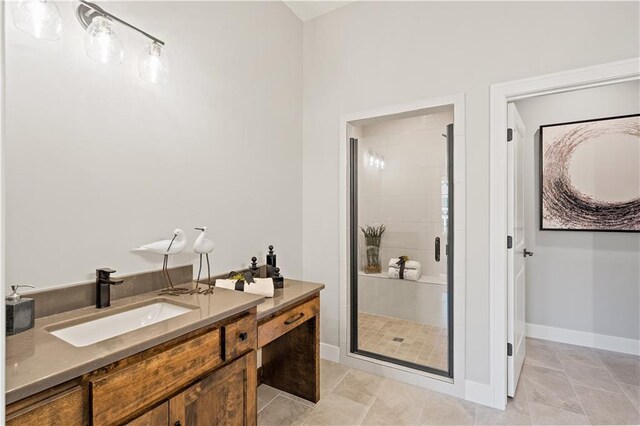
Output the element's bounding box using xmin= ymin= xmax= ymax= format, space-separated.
xmin=339 ymin=93 xmax=467 ymax=399
xmin=489 ymin=57 xmax=640 ymax=409
xmin=1 ymin=1 xmax=6 ymax=419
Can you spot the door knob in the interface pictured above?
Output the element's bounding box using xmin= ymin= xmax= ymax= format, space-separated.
xmin=523 ymin=249 xmax=534 ymax=257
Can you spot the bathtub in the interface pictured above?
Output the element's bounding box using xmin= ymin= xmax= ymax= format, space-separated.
xmin=357 ymin=272 xmax=448 ymax=327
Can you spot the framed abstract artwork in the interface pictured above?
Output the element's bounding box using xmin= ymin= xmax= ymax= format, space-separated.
xmin=540 ymin=113 xmax=640 ymax=232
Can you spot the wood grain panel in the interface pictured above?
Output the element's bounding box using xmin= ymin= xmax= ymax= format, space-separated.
xmin=169 ymin=351 xmax=257 ymax=426
xmin=258 ymin=297 xmax=319 ymax=347
xmin=224 ymin=314 xmax=257 ymax=361
xmin=125 ymin=402 xmax=168 ymax=426
xmin=6 ymin=386 xmax=83 ymax=426
xmin=91 ymin=329 xmax=222 ymax=426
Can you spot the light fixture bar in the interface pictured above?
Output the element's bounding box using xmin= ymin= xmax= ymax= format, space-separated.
xmin=79 ymin=0 xmax=165 ymax=46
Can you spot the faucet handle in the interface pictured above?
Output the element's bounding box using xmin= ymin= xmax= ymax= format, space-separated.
xmin=11 ymin=284 xmax=35 ymax=291
xmin=96 ymin=268 xmax=117 ymax=280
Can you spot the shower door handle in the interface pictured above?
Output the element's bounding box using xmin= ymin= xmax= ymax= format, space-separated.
xmin=435 ymin=237 xmax=441 ymax=262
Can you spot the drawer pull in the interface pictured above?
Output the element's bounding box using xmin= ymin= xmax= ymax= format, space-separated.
xmin=284 ymin=312 xmax=305 ymax=325
xmin=175 ymin=421 xmax=182 ymax=426
xmin=239 ymin=332 xmax=248 ymax=341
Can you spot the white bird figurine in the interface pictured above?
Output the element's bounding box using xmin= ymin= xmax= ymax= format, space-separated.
xmin=135 ymin=229 xmax=188 ymax=293
xmin=193 ymin=227 xmax=215 ymax=290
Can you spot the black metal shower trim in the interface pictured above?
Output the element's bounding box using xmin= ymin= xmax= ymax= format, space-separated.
xmin=349 ymin=137 xmax=359 ymax=353
xmin=348 ymin=127 xmax=455 ymax=380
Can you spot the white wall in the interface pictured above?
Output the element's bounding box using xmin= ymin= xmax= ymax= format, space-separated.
xmin=301 ymin=1 xmax=640 ymax=385
xmin=514 ymin=81 xmax=640 ymax=341
xmin=4 ymin=1 xmax=303 ymax=290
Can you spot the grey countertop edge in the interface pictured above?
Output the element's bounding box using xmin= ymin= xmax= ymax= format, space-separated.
xmin=6 ymin=295 xmax=264 ymax=405
xmin=256 ymin=281 xmax=325 ymax=320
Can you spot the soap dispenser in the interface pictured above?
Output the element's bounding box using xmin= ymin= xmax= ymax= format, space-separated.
xmin=6 ymin=284 xmax=35 ymax=336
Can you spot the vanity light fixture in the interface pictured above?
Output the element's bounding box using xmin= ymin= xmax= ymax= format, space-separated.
xmin=11 ymin=0 xmax=62 ymax=41
xmin=77 ymin=0 xmax=169 ymax=83
xmin=11 ymin=0 xmax=170 ymax=83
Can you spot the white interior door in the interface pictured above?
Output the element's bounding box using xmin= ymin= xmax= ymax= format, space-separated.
xmin=507 ymin=103 xmax=528 ymax=397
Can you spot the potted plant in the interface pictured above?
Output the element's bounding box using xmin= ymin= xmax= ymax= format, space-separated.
xmin=360 ymin=224 xmax=386 ymax=274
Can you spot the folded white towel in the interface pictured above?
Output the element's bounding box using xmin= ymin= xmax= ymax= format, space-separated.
xmin=388 ymin=267 xmax=421 ymax=281
xmin=216 ymin=278 xmax=274 ymax=298
xmin=388 ymin=258 xmax=422 ymax=270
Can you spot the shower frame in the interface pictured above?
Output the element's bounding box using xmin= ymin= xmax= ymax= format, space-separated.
xmin=349 ymin=122 xmax=454 ymax=378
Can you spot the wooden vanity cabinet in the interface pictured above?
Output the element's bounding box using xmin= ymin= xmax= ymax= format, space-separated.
xmin=6 ymin=309 xmax=258 ymax=426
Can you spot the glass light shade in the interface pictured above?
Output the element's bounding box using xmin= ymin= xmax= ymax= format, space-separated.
xmin=139 ymin=42 xmax=169 ymax=84
xmin=11 ymin=0 xmax=62 ymax=41
xmin=84 ymin=16 xmax=124 ymax=65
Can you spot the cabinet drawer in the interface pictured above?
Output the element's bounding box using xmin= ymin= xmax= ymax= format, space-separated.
xmin=6 ymin=386 xmax=83 ymax=426
xmin=258 ymin=297 xmax=319 ymax=347
xmin=224 ymin=313 xmax=256 ymax=360
xmin=91 ymin=329 xmax=222 ymax=426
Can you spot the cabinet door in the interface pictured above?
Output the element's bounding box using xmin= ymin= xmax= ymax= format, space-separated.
xmin=125 ymin=402 xmax=169 ymax=426
xmin=170 ymin=351 xmax=256 ymax=426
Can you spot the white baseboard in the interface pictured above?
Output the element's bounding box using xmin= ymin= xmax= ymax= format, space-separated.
xmin=465 ymin=380 xmax=494 ymax=408
xmin=526 ymin=323 xmax=640 ymax=356
xmin=320 ymin=343 xmax=340 ymax=362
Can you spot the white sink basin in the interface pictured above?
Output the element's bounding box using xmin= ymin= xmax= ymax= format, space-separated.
xmin=50 ymin=302 xmax=193 ymax=347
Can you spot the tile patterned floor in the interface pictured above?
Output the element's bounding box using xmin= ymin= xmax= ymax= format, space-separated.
xmin=357 ymin=312 xmax=449 ymax=371
xmin=258 ymin=338 xmax=640 ymax=425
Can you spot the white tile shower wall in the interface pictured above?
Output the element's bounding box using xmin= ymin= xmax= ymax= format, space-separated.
xmin=358 ymin=111 xmax=453 ymax=282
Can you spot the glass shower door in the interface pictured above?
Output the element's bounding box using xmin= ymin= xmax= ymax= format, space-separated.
xmin=350 ymin=110 xmax=453 ymax=377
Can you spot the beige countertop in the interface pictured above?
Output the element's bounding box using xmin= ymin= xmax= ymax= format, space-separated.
xmin=256 ymin=279 xmax=324 ymax=320
xmin=5 ymin=278 xmax=324 ymax=405
xmin=5 ymin=285 xmax=264 ymax=404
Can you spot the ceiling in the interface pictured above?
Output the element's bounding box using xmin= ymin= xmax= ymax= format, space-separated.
xmin=283 ymin=1 xmax=355 ymax=22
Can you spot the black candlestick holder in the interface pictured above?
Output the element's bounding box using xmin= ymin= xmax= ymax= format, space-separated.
xmin=272 ymin=267 xmax=284 ymax=289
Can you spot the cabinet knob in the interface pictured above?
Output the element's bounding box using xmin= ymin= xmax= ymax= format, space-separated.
xmin=174 ymin=421 xmax=182 ymax=426
xmin=239 ymin=332 xmax=248 ymax=341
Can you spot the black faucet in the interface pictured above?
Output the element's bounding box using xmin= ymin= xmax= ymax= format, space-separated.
xmin=96 ymin=268 xmax=124 ymax=308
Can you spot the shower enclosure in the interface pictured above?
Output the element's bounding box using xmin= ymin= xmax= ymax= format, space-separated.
xmin=349 ymin=107 xmax=454 ymax=377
